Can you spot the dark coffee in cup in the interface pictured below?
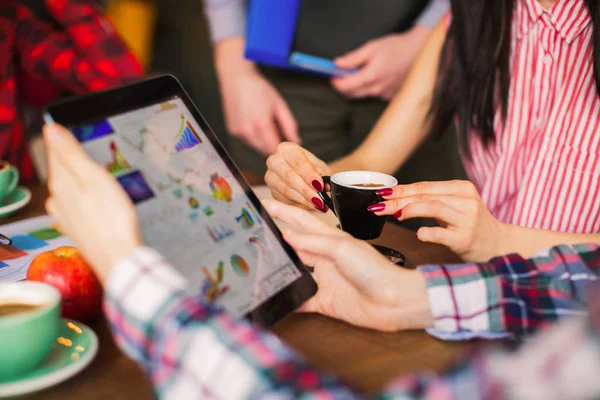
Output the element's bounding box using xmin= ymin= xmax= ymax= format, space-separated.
xmin=318 ymin=171 xmax=397 ymax=240
xmin=352 ymin=183 xmax=385 ymax=188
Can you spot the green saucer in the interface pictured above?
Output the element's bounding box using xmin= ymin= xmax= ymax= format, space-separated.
xmin=0 ymin=318 xmax=98 ymax=398
xmin=0 ymin=187 xmax=31 ymax=219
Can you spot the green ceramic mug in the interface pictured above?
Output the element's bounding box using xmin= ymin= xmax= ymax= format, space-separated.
xmin=0 ymin=161 xmax=19 ymax=204
xmin=0 ymin=282 xmax=61 ymax=381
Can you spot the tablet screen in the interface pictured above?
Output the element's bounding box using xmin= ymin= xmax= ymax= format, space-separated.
xmin=70 ymin=97 xmax=303 ymax=317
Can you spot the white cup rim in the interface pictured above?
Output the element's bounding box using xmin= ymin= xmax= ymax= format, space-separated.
xmin=330 ymin=171 xmax=398 ymax=190
xmin=0 ymin=282 xmax=60 ymax=324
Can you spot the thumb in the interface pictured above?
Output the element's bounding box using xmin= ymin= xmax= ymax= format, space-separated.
xmin=334 ymin=42 xmax=373 ymax=68
xmin=44 ymin=123 xmax=98 ymax=182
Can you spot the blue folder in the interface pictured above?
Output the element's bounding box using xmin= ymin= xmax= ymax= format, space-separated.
xmin=244 ymin=0 xmax=356 ymax=77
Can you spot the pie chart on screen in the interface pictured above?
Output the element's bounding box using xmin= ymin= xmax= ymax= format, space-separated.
xmin=231 ymin=254 xmax=250 ymax=277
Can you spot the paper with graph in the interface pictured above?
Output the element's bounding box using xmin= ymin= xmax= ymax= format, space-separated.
xmin=0 ymin=215 xmax=75 ymax=282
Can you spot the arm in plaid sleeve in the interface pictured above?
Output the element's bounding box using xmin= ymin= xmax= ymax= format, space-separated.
xmin=103 ymin=247 xmax=356 ymax=399
xmin=15 ymin=0 xmax=143 ymax=93
xmin=419 ymin=243 xmax=600 ymax=340
xmin=104 ymin=246 xmax=600 ymax=399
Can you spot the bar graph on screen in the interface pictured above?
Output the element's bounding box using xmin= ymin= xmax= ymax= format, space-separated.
xmin=174 ymin=115 xmax=202 ymax=152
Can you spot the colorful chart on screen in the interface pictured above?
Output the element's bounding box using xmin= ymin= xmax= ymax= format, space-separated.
xmin=70 ymin=98 xmax=302 ymax=316
xmin=231 ymin=254 xmax=250 ymax=277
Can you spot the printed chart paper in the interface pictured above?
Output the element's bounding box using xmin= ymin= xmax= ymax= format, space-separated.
xmin=0 ymin=215 xmax=75 ymax=282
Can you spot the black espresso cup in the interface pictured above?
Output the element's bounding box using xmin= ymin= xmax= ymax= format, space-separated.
xmin=318 ymin=171 xmax=398 ymax=240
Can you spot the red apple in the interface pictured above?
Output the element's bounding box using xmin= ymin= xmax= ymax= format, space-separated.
xmin=27 ymin=246 xmax=103 ymax=322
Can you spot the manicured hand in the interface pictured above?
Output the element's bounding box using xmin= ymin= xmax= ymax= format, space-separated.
xmin=44 ymin=124 xmax=143 ymax=283
xmin=264 ymin=200 xmax=432 ymax=331
xmin=332 ymin=26 xmax=430 ymax=100
xmin=265 ymin=142 xmax=332 ymax=212
xmin=368 ymin=181 xmax=508 ymax=262
xmin=217 ymin=64 xmax=300 ymax=155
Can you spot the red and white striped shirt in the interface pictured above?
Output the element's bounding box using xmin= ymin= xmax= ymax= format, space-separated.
xmin=462 ymin=0 xmax=600 ymax=233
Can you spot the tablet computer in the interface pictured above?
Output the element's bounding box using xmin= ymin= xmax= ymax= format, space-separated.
xmin=44 ymin=75 xmax=317 ymax=327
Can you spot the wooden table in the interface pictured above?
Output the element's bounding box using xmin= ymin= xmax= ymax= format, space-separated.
xmin=13 ymin=184 xmax=468 ymax=399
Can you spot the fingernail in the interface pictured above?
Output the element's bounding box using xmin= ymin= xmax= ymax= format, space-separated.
xmin=311 ymin=180 xmax=323 ymax=192
xmin=311 ymin=197 xmax=324 ymax=210
xmin=319 ymin=205 xmax=329 ymax=214
xmin=367 ymin=203 xmax=386 ymax=212
xmin=393 ymin=209 xmax=403 ymax=219
xmin=376 ymin=188 xmax=394 ymax=197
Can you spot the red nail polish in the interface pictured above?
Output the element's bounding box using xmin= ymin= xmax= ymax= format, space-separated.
xmin=393 ymin=209 xmax=403 ymax=219
xmin=376 ymin=188 xmax=394 ymax=197
xmin=319 ymin=205 xmax=329 ymax=214
xmin=312 ymin=180 xmax=323 ymax=192
xmin=367 ymin=203 xmax=386 ymax=212
xmin=311 ymin=197 xmax=324 ymax=210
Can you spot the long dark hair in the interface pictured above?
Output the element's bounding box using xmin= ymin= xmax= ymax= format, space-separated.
xmin=429 ymin=0 xmax=600 ymax=157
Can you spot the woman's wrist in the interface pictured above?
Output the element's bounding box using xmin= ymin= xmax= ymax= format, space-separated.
xmin=214 ymin=36 xmax=257 ymax=76
xmin=100 ymin=235 xmax=144 ymax=284
xmin=491 ymin=222 xmax=519 ymax=259
xmin=490 ymin=224 xmax=600 ymax=259
xmin=392 ymin=269 xmax=434 ymax=330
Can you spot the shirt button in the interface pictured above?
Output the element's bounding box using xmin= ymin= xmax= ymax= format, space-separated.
xmin=543 ymin=55 xmax=552 ymax=65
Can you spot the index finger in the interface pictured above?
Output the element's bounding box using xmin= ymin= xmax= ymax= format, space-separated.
xmin=333 ymin=42 xmax=372 ymax=69
xmin=283 ymin=145 xmax=325 ymax=192
xmin=380 ymin=180 xmax=477 ymax=199
xmin=330 ymin=62 xmax=377 ymax=97
xmin=262 ymin=199 xmax=342 ymax=236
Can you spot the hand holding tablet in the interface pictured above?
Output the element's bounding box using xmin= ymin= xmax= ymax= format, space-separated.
xmin=44 ymin=75 xmax=317 ymax=327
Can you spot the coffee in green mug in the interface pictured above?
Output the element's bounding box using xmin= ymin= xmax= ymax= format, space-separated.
xmin=0 ymin=282 xmax=61 ymax=381
xmin=0 ymin=161 xmax=19 ymax=204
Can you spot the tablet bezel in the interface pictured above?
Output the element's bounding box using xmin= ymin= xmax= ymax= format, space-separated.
xmin=44 ymin=75 xmax=317 ymax=327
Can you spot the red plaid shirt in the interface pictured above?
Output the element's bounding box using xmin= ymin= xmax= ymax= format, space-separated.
xmin=0 ymin=0 xmax=143 ymax=182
